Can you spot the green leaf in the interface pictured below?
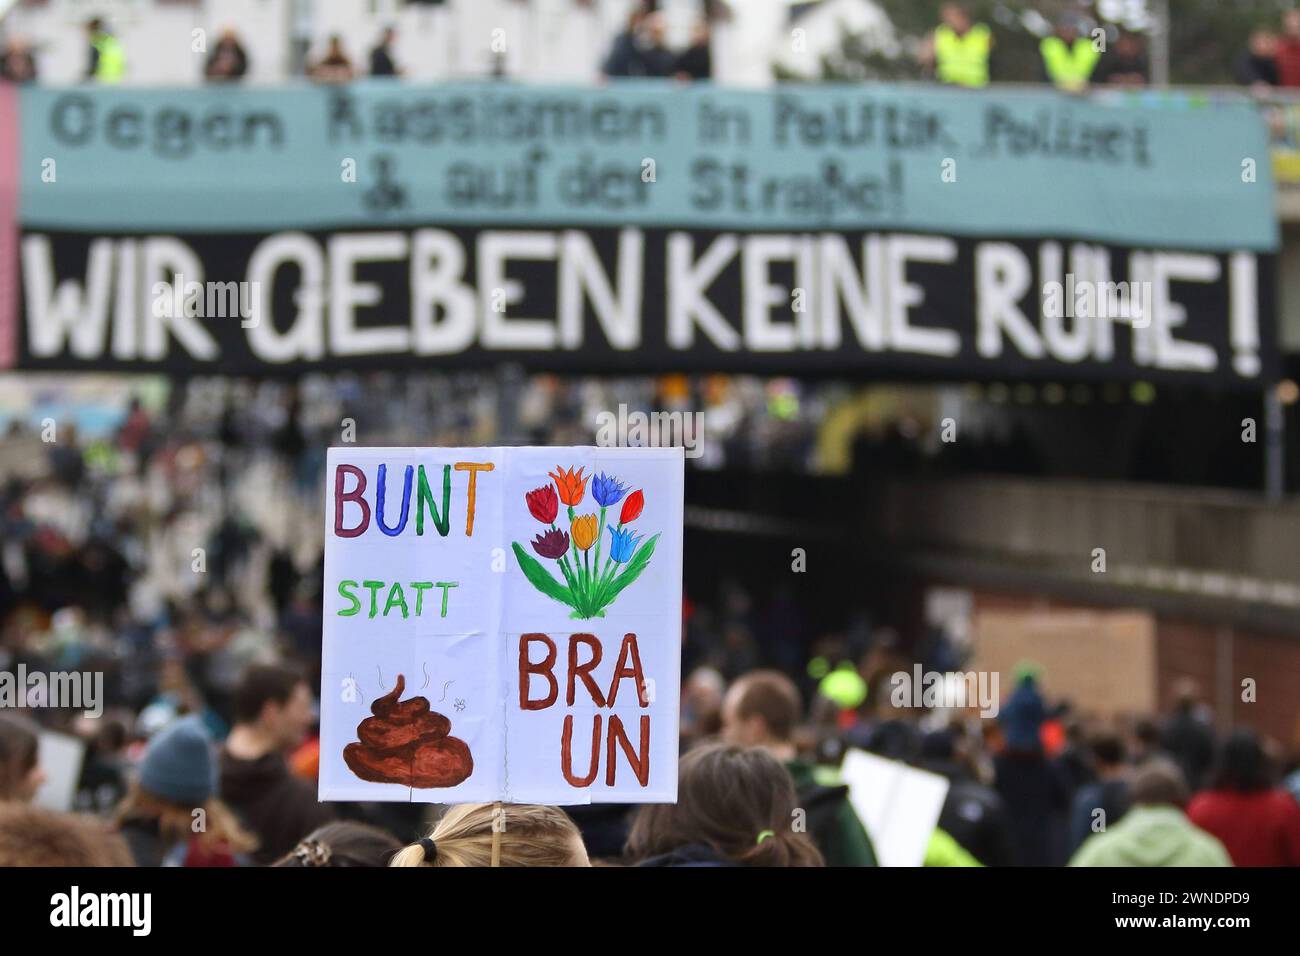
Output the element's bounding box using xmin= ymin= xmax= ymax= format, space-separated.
xmin=597 ymin=533 xmax=660 ymax=609
xmin=512 ymin=542 xmax=577 ymax=608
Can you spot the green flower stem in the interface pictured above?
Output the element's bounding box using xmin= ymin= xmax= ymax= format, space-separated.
xmin=593 ymin=564 xmax=619 ymax=609
xmin=594 ymin=521 xmax=625 ymax=600
xmin=596 ymin=558 xmax=626 ymax=608
xmin=595 ymin=520 xmax=621 ymax=591
xmin=555 ymin=549 xmax=575 ymax=584
xmin=565 ymin=506 xmax=587 ymax=608
xmin=555 ymin=556 xmax=581 ymax=609
xmin=549 ymin=522 xmax=585 ymax=614
xmin=575 ymin=552 xmax=588 ymax=607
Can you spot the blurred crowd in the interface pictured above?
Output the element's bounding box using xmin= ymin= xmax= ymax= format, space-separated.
xmin=0 ymin=7 xmax=717 ymax=86
xmin=918 ymin=3 xmax=1149 ymax=91
xmin=0 ymin=1 xmax=1280 ymax=92
xmin=1238 ymin=11 xmax=1300 ymax=92
xmin=0 ymin=377 xmax=1296 ymax=868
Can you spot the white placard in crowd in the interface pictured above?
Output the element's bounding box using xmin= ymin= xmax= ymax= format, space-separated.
xmin=34 ymin=730 xmax=86 ymax=813
xmin=319 ymin=446 xmax=684 ymax=805
xmin=840 ymin=749 xmax=950 ymax=867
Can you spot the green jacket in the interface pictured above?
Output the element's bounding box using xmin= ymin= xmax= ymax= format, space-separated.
xmin=1069 ymin=806 xmax=1232 ymax=867
xmin=787 ymin=760 xmax=878 ymax=867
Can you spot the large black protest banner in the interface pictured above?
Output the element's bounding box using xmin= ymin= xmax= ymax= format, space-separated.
xmin=15 ymin=226 xmax=1274 ymax=383
xmin=3 ymin=83 xmax=1281 ymax=384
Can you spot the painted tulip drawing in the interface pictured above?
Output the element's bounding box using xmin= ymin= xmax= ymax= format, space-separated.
xmin=513 ymin=467 xmax=660 ymax=619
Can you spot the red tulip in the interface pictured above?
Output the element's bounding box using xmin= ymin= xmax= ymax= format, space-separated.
xmin=620 ymin=490 xmax=644 ymax=524
xmin=525 ymin=485 xmax=559 ymax=524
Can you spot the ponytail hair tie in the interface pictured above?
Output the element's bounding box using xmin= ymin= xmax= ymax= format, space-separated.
xmin=756 ymin=830 xmax=775 ymax=845
xmin=293 ymin=838 xmax=331 ymax=867
xmin=419 ymin=837 xmax=438 ymax=863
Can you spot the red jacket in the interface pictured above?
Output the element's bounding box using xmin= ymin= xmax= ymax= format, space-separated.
xmin=1187 ymin=788 xmax=1300 ymax=867
xmin=1278 ymin=39 xmax=1300 ymax=87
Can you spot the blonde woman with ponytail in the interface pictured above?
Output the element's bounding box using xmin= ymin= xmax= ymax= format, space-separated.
xmin=390 ymin=803 xmax=590 ymax=867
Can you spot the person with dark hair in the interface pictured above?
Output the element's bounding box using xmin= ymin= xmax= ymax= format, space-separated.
xmin=563 ymin=803 xmax=636 ymax=862
xmin=204 ymin=29 xmax=249 ymax=82
xmin=1066 ymin=729 xmax=1131 ymax=854
xmin=602 ymin=7 xmax=648 ymax=78
xmin=369 ymin=26 xmax=400 ymax=77
xmin=1070 ymin=759 xmax=1230 ymax=867
xmin=0 ymin=36 xmax=38 ymax=83
xmin=918 ymin=729 xmax=1015 ymax=867
xmin=1187 ymin=730 xmax=1300 ymax=866
xmin=310 ymin=35 xmax=355 ymax=83
xmin=1093 ymin=29 xmax=1149 ymax=87
xmin=1130 ymin=716 xmax=1163 ymax=763
xmin=625 ymin=742 xmax=824 ymax=866
xmin=602 ymin=7 xmax=674 ymax=79
xmin=274 ymin=821 xmax=401 ymax=868
xmin=674 ymin=19 xmax=711 ymax=81
xmin=1162 ymin=679 xmax=1215 ymax=792
xmin=636 ymin=12 xmax=676 ymax=78
xmin=0 ymin=713 xmax=44 ymax=802
xmin=722 ymin=670 xmax=876 ymax=865
xmin=219 ymin=663 xmax=333 ymax=864
xmin=76 ymin=716 xmax=131 ymax=814
xmin=1235 ymin=29 xmax=1280 ymax=89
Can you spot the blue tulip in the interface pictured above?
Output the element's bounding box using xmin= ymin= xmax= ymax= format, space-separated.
xmin=592 ymin=472 xmax=628 ymax=508
xmin=607 ymin=525 xmax=642 ymax=563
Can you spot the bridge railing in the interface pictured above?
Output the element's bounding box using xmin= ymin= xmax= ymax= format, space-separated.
xmin=860 ymin=475 xmax=1300 ymax=603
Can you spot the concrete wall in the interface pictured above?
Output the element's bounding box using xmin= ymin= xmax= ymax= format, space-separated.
xmin=971 ymin=589 xmax=1300 ymax=750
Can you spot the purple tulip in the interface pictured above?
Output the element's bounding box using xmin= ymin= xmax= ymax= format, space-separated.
xmin=531 ymin=528 xmax=570 ymax=560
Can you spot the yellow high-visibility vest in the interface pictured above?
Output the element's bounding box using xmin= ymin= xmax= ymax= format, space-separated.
xmin=93 ymin=34 xmax=126 ymax=84
xmin=934 ymin=23 xmax=991 ymax=88
xmin=1040 ymin=36 xmax=1099 ymax=90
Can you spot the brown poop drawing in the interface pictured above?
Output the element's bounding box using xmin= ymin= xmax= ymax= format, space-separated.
xmin=343 ymin=674 xmax=473 ymax=788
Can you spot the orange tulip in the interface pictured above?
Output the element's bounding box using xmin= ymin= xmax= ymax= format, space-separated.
xmin=571 ymin=514 xmax=598 ymax=551
xmin=549 ymin=465 xmax=587 ymax=506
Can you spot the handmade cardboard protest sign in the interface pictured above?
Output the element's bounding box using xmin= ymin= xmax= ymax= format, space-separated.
xmin=319 ymin=446 xmax=683 ymax=804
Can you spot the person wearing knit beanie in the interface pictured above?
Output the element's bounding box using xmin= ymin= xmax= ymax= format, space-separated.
xmin=139 ymin=715 xmax=217 ymax=806
xmin=115 ymin=715 xmax=257 ymax=866
xmin=999 ymin=668 xmax=1046 ymax=754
